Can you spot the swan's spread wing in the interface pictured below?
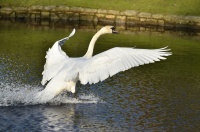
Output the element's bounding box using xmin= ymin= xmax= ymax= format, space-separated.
xmin=41 ymin=29 xmax=75 ymax=85
xmin=79 ymin=47 xmax=172 ymax=85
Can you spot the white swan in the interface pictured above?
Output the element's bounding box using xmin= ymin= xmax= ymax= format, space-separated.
xmin=36 ymin=26 xmax=172 ymax=102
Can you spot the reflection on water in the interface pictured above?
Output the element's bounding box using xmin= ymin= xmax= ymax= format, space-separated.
xmin=0 ymin=20 xmax=200 ymax=131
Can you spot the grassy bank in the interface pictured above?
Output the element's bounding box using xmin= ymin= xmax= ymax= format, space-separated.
xmin=0 ymin=0 xmax=200 ymax=16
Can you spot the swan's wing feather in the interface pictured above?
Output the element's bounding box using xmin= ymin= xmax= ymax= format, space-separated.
xmin=59 ymin=29 xmax=76 ymax=46
xmin=79 ymin=47 xmax=172 ymax=85
xmin=41 ymin=29 xmax=76 ymax=85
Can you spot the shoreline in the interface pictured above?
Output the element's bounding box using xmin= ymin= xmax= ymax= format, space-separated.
xmin=1 ymin=5 xmax=200 ymax=29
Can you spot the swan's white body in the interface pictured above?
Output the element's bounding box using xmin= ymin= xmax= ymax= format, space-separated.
xmin=36 ymin=26 xmax=172 ymax=102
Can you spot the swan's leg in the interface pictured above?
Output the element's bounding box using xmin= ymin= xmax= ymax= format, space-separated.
xmin=68 ymin=81 xmax=78 ymax=98
xmin=68 ymin=78 xmax=78 ymax=93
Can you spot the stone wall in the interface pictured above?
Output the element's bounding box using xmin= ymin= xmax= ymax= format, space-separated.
xmin=1 ymin=6 xmax=200 ymax=29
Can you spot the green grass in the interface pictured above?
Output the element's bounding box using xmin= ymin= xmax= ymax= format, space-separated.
xmin=0 ymin=0 xmax=200 ymax=16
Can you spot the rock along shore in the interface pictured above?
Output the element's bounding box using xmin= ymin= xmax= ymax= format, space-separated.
xmin=1 ymin=5 xmax=200 ymax=29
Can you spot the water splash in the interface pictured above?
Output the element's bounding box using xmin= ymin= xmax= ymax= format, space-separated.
xmin=0 ymin=53 xmax=103 ymax=106
xmin=0 ymin=82 xmax=103 ymax=106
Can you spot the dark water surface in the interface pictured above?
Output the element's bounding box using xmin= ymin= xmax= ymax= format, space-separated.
xmin=0 ymin=21 xmax=200 ymax=131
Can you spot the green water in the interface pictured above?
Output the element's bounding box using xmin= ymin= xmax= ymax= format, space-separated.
xmin=0 ymin=21 xmax=200 ymax=131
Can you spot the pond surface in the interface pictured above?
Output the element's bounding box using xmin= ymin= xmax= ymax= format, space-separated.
xmin=0 ymin=21 xmax=200 ymax=131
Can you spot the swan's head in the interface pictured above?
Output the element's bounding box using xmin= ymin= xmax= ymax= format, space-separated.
xmin=100 ymin=26 xmax=118 ymax=34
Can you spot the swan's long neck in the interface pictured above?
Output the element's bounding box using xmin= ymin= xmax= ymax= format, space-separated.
xmin=83 ymin=30 xmax=103 ymax=58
